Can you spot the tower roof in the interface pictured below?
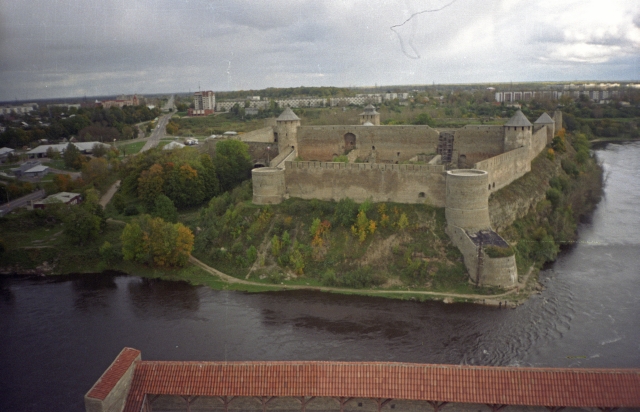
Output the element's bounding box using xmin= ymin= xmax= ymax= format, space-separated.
xmin=276 ymin=107 xmax=300 ymax=121
xmin=534 ymin=112 xmax=555 ymax=124
xmin=505 ymin=110 xmax=532 ymax=127
xmin=360 ymin=104 xmax=378 ymax=115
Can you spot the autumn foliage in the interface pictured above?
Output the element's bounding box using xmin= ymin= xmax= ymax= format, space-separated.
xmin=121 ymin=214 xmax=194 ymax=267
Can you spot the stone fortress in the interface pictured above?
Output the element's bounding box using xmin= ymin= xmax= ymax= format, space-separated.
xmin=248 ymin=105 xmax=562 ymax=289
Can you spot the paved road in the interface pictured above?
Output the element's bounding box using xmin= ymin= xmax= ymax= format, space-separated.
xmin=0 ymin=189 xmax=45 ymax=215
xmin=162 ymin=94 xmax=175 ymax=112
xmin=140 ymin=113 xmax=172 ymax=152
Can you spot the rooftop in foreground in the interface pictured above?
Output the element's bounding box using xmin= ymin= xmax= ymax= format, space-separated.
xmin=85 ymin=348 xmax=640 ymax=412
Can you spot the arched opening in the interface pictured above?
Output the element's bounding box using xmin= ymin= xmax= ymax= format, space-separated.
xmin=372 ymin=145 xmax=375 ymax=150
xmin=273 ymin=132 xmax=278 ymax=142
xmin=418 ymin=192 xmax=425 ymax=198
xmin=343 ymin=133 xmax=356 ymax=153
xmin=254 ymin=163 xmax=266 ymax=168
xmin=488 ymin=184 xmax=491 ymax=190
xmin=458 ymin=154 xmax=467 ymax=168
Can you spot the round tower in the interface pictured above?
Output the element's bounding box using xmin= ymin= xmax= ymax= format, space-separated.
xmin=275 ymin=107 xmax=301 ymax=155
xmin=503 ymin=110 xmax=532 ymax=151
xmin=445 ymin=169 xmax=491 ymax=232
xmin=252 ymin=167 xmax=285 ymax=204
xmin=359 ymin=105 xmax=380 ymax=125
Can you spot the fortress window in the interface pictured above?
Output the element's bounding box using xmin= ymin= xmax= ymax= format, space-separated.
xmin=418 ymin=192 xmax=425 ymax=198
xmin=372 ymin=146 xmax=375 ymax=150
xmin=397 ymin=152 xmax=400 ymax=157
xmin=493 ymin=182 xmax=495 ymax=188
xmin=488 ymin=184 xmax=491 ymax=190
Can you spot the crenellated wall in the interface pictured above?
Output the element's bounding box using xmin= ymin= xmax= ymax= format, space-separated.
xmin=297 ymin=125 xmax=440 ymax=163
xmin=284 ymin=161 xmax=446 ymax=206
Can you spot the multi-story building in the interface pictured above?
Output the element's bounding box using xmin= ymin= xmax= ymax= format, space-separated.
xmin=189 ymin=91 xmax=215 ymax=116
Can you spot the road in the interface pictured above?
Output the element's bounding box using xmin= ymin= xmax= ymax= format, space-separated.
xmin=0 ymin=189 xmax=45 ymax=215
xmin=162 ymin=94 xmax=175 ymax=112
xmin=140 ymin=113 xmax=172 ymax=152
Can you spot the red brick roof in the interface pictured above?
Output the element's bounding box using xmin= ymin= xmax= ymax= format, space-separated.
xmin=86 ymin=347 xmax=141 ymax=401
xmin=123 ymin=360 xmax=640 ymax=411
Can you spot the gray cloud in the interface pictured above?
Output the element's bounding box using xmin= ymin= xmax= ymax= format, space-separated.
xmin=0 ymin=0 xmax=638 ymax=101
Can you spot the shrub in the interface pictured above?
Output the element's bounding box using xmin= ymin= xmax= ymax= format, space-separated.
xmin=546 ymin=188 xmax=562 ymax=209
xmin=484 ymin=245 xmax=515 ymax=258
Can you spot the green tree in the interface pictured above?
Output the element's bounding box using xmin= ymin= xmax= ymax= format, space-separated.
xmin=214 ymin=140 xmax=252 ymax=192
xmin=121 ymin=214 xmax=194 ymax=267
xmin=63 ymin=143 xmax=82 ymax=169
xmin=413 ymin=113 xmax=435 ymax=126
xmin=152 ymin=194 xmax=178 ymax=223
xmin=92 ymin=143 xmax=108 ymax=158
xmin=64 ymin=206 xmax=102 ymax=245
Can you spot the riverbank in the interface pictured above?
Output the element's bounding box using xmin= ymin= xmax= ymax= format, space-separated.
xmin=0 ymin=134 xmax=603 ymax=307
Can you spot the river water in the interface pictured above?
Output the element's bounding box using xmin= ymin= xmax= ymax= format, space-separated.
xmin=1 ymin=142 xmax=639 ymax=411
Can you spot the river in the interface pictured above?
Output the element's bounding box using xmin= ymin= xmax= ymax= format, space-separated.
xmin=1 ymin=142 xmax=639 ymax=411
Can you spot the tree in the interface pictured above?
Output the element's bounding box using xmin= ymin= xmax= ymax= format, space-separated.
xmin=137 ymin=163 xmax=165 ymax=206
xmin=152 ymin=194 xmax=178 ymax=223
xmin=92 ymin=143 xmax=108 ymax=158
xmin=63 ymin=143 xmax=82 ymax=169
xmin=121 ymin=214 xmax=194 ymax=267
xmin=46 ymin=146 xmax=60 ymax=159
xmin=64 ymin=206 xmax=102 ymax=245
xmin=214 ymin=140 xmax=253 ymax=192
xmin=413 ymin=113 xmax=435 ymax=126
xmin=53 ymin=174 xmax=73 ymax=192
xmin=82 ymin=157 xmax=109 ymax=186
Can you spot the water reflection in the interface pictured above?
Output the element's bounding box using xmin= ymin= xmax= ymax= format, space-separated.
xmin=127 ymin=277 xmax=200 ymax=319
xmin=72 ymin=272 xmax=118 ymax=312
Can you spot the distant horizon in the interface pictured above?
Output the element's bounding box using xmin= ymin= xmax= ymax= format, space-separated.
xmin=2 ymin=79 xmax=638 ymax=105
xmin=1 ymin=1 xmax=637 ymax=103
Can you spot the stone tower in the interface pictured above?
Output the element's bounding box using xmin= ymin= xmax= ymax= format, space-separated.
xmin=359 ymin=105 xmax=380 ymax=126
xmin=445 ymin=169 xmax=491 ymax=232
xmin=503 ymin=110 xmax=532 ymax=151
xmin=445 ymin=169 xmax=517 ymax=288
xmin=252 ymin=167 xmax=285 ymax=205
xmin=275 ymin=107 xmax=301 ymax=155
xmin=552 ymin=110 xmax=563 ymax=134
xmin=534 ymin=112 xmax=555 ymax=144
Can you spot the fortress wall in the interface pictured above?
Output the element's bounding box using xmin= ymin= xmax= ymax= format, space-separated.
xmin=239 ymin=127 xmax=275 ymax=143
xmin=454 ymin=126 xmax=505 ymax=164
xmin=474 ymin=146 xmax=530 ymax=192
xmin=531 ymin=127 xmax=548 ymax=160
xmin=297 ymin=126 xmax=439 ymax=162
xmin=482 ymin=254 xmax=518 ymax=287
xmin=284 ymin=161 xmax=446 ymax=206
xmin=446 ymin=225 xmax=479 ymax=281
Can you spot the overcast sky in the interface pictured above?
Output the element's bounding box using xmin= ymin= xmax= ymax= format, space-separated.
xmin=1 ymin=0 xmax=638 ymax=101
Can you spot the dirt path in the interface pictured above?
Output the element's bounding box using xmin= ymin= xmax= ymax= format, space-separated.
xmin=189 ymin=255 xmax=534 ymax=304
xmin=100 ymin=180 xmax=121 ymax=208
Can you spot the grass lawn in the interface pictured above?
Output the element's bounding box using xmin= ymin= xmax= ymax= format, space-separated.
xmin=118 ymin=141 xmax=146 ymax=155
xmin=46 ymin=159 xmax=78 ymax=172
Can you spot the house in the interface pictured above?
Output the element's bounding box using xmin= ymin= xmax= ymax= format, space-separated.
xmin=25 ymin=142 xmax=110 ymax=158
xmin=22 ymin=164 xmax=49 ymax=178
xmin=0 ymin=147 xmax=14 ymax=163
xmin=11 ymin=160 xmax=42 ymax=177
xmin=32 ymin=192 xmax=82 ymax=209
